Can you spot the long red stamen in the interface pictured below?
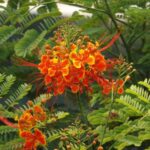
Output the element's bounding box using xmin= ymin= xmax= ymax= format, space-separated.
xmin=16 ymin=58 xmax=38 ymax=68
xmin=0 ymin=117 xmax=18 ymax=128
xmin=100 ymin=32 xmax=121 ymax=52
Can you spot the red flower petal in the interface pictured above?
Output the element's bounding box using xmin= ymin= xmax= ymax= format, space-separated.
xmin=96 ymin=61 xmax=106 ymax=71
xmin=70 ymin=85 xmax=79 ymax=93
xmin=20 ymin=131 xmax=33 ymax=139
xmin=61 ymin=67 xmax=69 ymax=76
xmin=44 ymin=75 xmax=52 ymax=85
xmin=34 ymin=129 xmax=46 ymax=145
xmin=117 ymin=87 xmax=124 ymax=94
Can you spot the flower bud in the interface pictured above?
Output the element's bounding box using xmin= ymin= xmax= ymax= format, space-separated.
xmin=27 ymin=100 xmax=33 ymax=106
xmin=97 ymin=146 xmax=104 ymax=150
xmin=92 ymin=140 xmax=97 ymax=145
xmin=66 ymin=144 xmax=71 ymax=150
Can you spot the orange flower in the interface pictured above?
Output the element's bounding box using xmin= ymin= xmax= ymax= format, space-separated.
xmin=18 ymin=111 xmax=36 ymax=131
xmin=44 ymin=75 xmax=52 ymax=85
xmin=48 ymin=67 xmax=56 ymax=77
xmin=60 ymin=59 xmax=69 ymax=76
xmin=21 ymin=129 xmax=46 ymax=150
xmin=69 ymin=50 xmax=95 ymax=68
xmin=70 ymin=84 xmax=80 ymax=93
xmin=33 ymin=105 xmax=46 ymax=122
xmin=86 ymin=55 xmax=95 ymax=65
xmin=117 ymin=87 xmax=124 ymax=94
xmin=116 ymin=79 xmax=124 ymax=94
xmin=100 ymin=79 xmax=125 ymax=95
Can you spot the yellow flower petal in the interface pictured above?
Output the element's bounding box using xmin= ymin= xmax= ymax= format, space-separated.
xmin=86 ymin=55 xmax=95 ymax=65
xmin=61 ymin=67 xmax=69 ymax=76
xmin=48 ymin=68 xmax=56 ymax=77
xmin=52 ymin=58 xmax=58 ymax=63
xmin=69 ymin=51 xmax=77 ymax=60
xmin=79 ymin=49 xmax=84 ymax=55
xmin=73 ymin=60 xmax=81 ymax=68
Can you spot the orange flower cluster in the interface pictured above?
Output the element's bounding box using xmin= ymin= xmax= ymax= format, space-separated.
xmin=18 ymin=105 xmax=46 ymax=150
xmin=99 ymin=79 xmax=124 ymax=95
xmin=36 ymin=32 xmax=124 ymax=95
xmin=38 ymin=41 xmax=107 ymax=95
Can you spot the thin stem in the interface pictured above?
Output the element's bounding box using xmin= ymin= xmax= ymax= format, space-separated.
xmin=101 ymin=88 xmax=114 ymax=145
xmin=76 ymin=93 xmax=83 ymax=115
xmin=76 ymin=93 xmax=88 ymax=124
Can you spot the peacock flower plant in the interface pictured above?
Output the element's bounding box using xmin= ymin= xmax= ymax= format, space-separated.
xmin=0 ymin=27 xmax=133 ymax=150
xmin=18 ymin=30 xmax=128 ymax=96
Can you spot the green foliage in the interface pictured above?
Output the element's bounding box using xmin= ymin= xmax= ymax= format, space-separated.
xmin=0 ymin=73 xmax=32 ymax=117
xmin=0 ymin=74 xmax=16 ymax=97
xmin=46 ymin=121 xmax=95 ymax=150
xmin=0 ymin=138 xmax=24 ymax=150
xmin=0 ymin=1 xmax=62 ymax=69
xmin=15 ymin=29 xmax=47 ymax=57
xmin=5 ymin=83 xmax=32 ymax=107
xmin=88 ymin=78 xmax=150 ymax=150
xmin=0 ymin=26 xmax=19 ymax=45
xmin=0 ymin=126 xmax=18 ymax=143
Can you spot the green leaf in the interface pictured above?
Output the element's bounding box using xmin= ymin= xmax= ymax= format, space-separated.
xmin=116 ymin=95 xmax=145 ymax=115
xmin=87 ymin=109 xmax=108 ymax=125
xmin=5 ymin=83 xmax=32 ymax=107
xmin=82 ymin=27 xmax=102 ymax=35
xmin=139 ymin=79 xmax=150 ymax=91
xmin=138 ymin=131 xmax=150 ymax=141
xmin=15 ymin=29 xmax=47 ymax=57
xmin=22 ymin=11 xmax=61 ymax=30
xmin=0 ymin=138 xmax=24 ymax=150
xmin=0 ymin=26 xmax=19 ymax=45
xmin=126 ymin=85 xmax=150 ymax=104
xmin=89 ymin=93 xmax=101 ymax=107
xmin=0 ymin=75 xmax=16 ymax=97
xmin=0 ymin=74 xmax=5 ymax=83
xmin=114 ymin=135 xmax=142 ymax=150
xmin=0 ymin=126 xmax=18 ymax=135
